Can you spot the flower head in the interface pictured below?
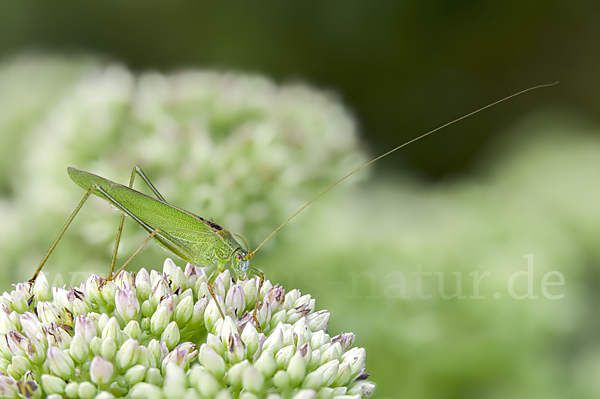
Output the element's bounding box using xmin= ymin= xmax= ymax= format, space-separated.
xmin=0 ymin=258 xmax=375 ymax=397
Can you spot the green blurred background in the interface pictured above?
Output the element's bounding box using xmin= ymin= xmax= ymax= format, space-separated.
xmin=1 ymin=2 xmax=600 ymax=398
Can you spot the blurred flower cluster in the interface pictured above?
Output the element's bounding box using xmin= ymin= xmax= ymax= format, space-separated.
xmin=0 ymin=55 xmax=365 ymax=286
xmin=0 ymin=258 xmax=374 ymax=398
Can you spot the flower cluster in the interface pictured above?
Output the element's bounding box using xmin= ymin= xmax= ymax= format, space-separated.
xmin=0 ymin=259 xmax=375 ymax=398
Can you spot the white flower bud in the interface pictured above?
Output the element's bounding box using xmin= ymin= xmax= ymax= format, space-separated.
xmin=255 ymin=301 xmax=271 ymax=330
xmin=47 ymin=347 xmax=75 ymax=379
xmin=243 ymin=279 xmax=258 ymax=309
xmin=36 ymin=301 xmax=59 ymax=325
xmin=32 ymin=272 xmax=52 ymax=302
xmin=19 ymin=312 xmax=41 ymax=338
xmin=301 ymin=371 xmax=322 ymax=390
xmin=170 ymin=265 xmax=188 ymax=294
xmin=90 ymin=356 xmax=114 ymax=386
xmin=227 ymin=333 xmax=247 ymax=364
xmin=265 ymin=285 xmax=285 ymax=314
xmin=241 ymin=322 xmax=261 ymax=359
xmin=115 ymin=288 xmax=140 ymax=322
xmin=161 ymin=321 xmax=181 ymax=350
xmin=41 ymin=374 xmax=66 ymax=395
xmin=28 ymin=336 xmax=47 ymax=365
xmin=225 ymin=361 xmax=248 ymax=391
xmin=307 ymin=310 xmax=330 ymax=332
xmin=212 ymin=276 xmax=226 ymax=300
xmin=272 ymin=370 xmax=290 ymax=390
xmin=283 ymin=289 xmax=300 ymax=311
xmin=0 ymin=374 xmax=17 ymax=398
xmin=199 ymin=344 xmax=226 ymax=380
xmin=64 ymin=382 xmax=78 ymax=398
xmin=116 ymin=338 xmax=140 ymax=369
xmin=225 ymin=285 xmax=246 ymax=317
xmin=149 ymin=278 xmax=169 ymax=308
xmin=6 ymin=331 xmax=26 ymax=357
xmin=10 ymin=355 xmax=30 ymax=376
xmin=341 ymin=347 xmax=366 ymax=379
xmin=332 ymin=333 xmax=355 ymax=351
xmin=74 ymin=315 xmax=98 ymax=342
xmin=270 ymin=310 xmax=287 ymax=330
xmin=136 ymin=346 xmax=156 ymax=369
xmin=204 ymin=298 xmax=224 ymax=333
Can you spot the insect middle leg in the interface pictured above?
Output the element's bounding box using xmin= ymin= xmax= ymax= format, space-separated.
xmin=109 ymin=166 xmax=167 ymax=278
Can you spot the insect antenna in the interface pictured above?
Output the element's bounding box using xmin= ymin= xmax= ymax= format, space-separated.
xmin=234 ymin=233 xmax=250 ymax=253
xmin=245 ymin=82 xmax=559 ymax=260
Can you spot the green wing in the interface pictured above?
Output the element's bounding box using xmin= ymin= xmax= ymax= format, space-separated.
xmin=67 ymin=167 xmax=236 ymax=267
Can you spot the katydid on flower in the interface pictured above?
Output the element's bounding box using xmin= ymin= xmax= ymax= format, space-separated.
xmin=29 ymin=82 xmax=557 ymax=322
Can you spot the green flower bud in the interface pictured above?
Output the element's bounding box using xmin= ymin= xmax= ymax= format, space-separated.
xmin=145 ymin=367 xmax=162 ymax=386
xmin=125 ymin=365 xmax=147 ymax=386
xmin=189 ymin=297 xmax=207 ymax=328
xmin=136 ymin=346 xmax=156 ymax=369
xmin=9 ymin=292 xmax=28 ymax=314
xmin=101 ymin=317 xmax=123 ymax=344
xmin=291 ymin=389 xmax=317 ymax=399
xmin=199 ymin=344 xmax=226 ymax=380
xmin=101 ymin=337 xmax=118 ymax=361
xmin=225 ymin=361 xmax=247 ymax=390
xmin=170 ymin=265 xmax=188 ymax=294
xmin=332 ymin=362 xmax=351 ymax=387
xmin=242 ymin=365 xmax=265 ymax=394
xmin=151 ymin=306 xmax=171 ymax=334
xmin=90 ymin=356 xmax=114 ymax=386
xmin=241 ymin=322 xmax=262 ymax=359
xmin=301 ymin=371 xmax=322 ymax=390
xmin=70 ymin=334 xmax=90 ymax=364
xmin=174 ymin=296 xmax=193 ymax=326
xmin=270 ymin=310 xmax=287 ymax=330
xmin=101 ymin=281 xmax=117 ymax=305
xmin=147 ymin=339 xmax=167 ymax=365
xmin=161 ymin=321 xmax=181 ymax=350
xmin=287 ymin=351 xmax=307 ymax=387
xmin=65 ymin=381 xmax=79 ymax=398
xmin=78 ymin=381 xmax=97 ymax=399
xmin=310 ymin=331 xmax=330 ymax=350
xmin=204 ymin=298 xmax=223 ymax=333
xmin=116 ymin=338 xmax=140 ymax=370
xmin=141 ymin=300 xmax=154 ymax=318
xmin=207 ymin=333 xmax=225 ymax=357
xmin=189 ymin=366 xmax=221 ymax=398
xmin=263 ymin=323 xmax=284 ymax=353
xmin=47 ymin=347 xmax=75 ymax=379
xmin=41 ymin=374 xmax=66 ymax=395
xmin=10 ymin=355 xmax=30 ymax=377
xmin=163 ymin=363 xmax=187 ymax=399
xmin=254 ymin=348 xmax=276 ymax=379
xmin=275 ymin=345 xmax=296 ymax=370
xmin=347 ymin=381 xmax=375 ymax=398
xmin=90 ymin=336 xmax=103 ymax=356
xmin=320 ymin=343 xmax=342 ymax=366
xmin=124 ymin=320 xmax=142 ymax=340
xmin=315 ymin=360 xmax=339 ymax=387
xmin=307 ymin=311 xmax=330 ymax=332
xmin=83 ymin=275 xmax=104 ymax=305
xmin=341 ymin=348 xmax=366 ymax=379
xmin=272 ymin=370 xmax=290 ymax=390
xmin=129 ymin=382 xmax=162 ymax=399
xmin=243 ymin=279 xmax=258 ymax=310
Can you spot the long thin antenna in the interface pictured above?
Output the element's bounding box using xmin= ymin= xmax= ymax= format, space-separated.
xmin=245 ymin=81 xmax=559 ymax=260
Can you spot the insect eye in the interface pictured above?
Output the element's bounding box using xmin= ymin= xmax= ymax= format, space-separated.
xmin=236 ymin=254 xmax=242 ymax=261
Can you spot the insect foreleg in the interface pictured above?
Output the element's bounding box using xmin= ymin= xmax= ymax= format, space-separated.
xmin=109 ymin=166 xmax=168 ymax=278
xmin=29 ymin=186 xmax=96 ymax=282
xmin=207 ymin=269 xmax=227 ymax=320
